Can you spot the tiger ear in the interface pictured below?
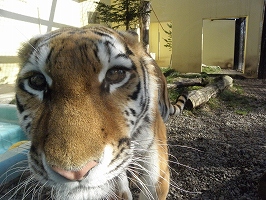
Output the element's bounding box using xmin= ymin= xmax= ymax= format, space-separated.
xmin=117 ymin=30 xmax=139 ymax=45
xmin=153 ymin=61 xmax=172 ymax=122
xmin=18 ymin=36 xmax=42 ymax=65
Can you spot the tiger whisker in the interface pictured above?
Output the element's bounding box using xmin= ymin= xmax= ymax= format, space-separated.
xmin=0 ymin=161 xmax=29 ymax=186
xmin=127 ymin=167 xmax=154 ymax=200
xmin=22 ymin=176 xmax=37 ymax=199
xmin=1 ymin=172 xmax=32 ymax=200
xmin=130 ymin=143 xmax=202 ymax=196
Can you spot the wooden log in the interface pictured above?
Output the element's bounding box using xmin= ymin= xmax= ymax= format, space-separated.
xmin=185 ymin=75 xmax=233 ymax=109
xmin=167 ymin=77 xmax=207 ymax=89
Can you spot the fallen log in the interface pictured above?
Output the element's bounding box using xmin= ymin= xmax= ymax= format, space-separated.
xmin=167 ymin=77 xmax=208 ymax=89
xmin=185 ymin=75 xmax=233 ymax=109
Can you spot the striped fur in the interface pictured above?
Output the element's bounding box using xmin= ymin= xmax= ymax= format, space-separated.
xmin=16 ymin=25 xmax=187 ymax=200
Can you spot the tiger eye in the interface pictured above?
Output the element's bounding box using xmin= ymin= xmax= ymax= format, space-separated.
xmin=105 ymin=68 xmax=126 ymax=84
xmin=29 ymin=73 xmax=47 ymax=91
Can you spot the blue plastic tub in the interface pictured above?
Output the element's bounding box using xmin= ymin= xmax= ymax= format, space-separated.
xmin=0 ymin=104 xmax=29 ymax=185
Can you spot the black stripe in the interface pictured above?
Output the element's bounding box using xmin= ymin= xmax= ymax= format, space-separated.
xmin=104 ymin=41 xmax=113 ymax=62
xmin=115 ymin=53 xmax=128 ymax=59
xmin=91 ymin=30 xmax=112 ymax=39
xmin=40 ymin=31 xmax=62 ymax=45
xmin=118 ymin=138 xmax=130 ymax=148
xmin=125 ymin=45 xmax=134 ymax=56
xmin=131 ymin=59 xmax=151 ymax=134
xmin=79 ymin=43 xmax=90 ymax=64
xmin=16 ymin=95 xmax=25 ymax=113
xmin=175 ymin=104 xmax=182 ymax=112
xmin=18 ymin=81 xmax=24 ymax=90
xmin=25 ymin=122 xmax=31 ymax=132
xmin=129 ymin=108 xmax=136 ymax=116
xmin=93 ymin=44 xmax=100 ymax=63
xmin=124 ymin=110 xmax=129 ymax=116
xmin=139 ymin=59 xmax=150 ymax=115
xmin=144 ymin=115 xmax=150 ymax=123
xmin=177 ymin=98 xmax=185 ymax=104
xmin=23 ymin=115 xmax=29 ymax=120
xmin=128 ymin=82 xmax=140 ymax=100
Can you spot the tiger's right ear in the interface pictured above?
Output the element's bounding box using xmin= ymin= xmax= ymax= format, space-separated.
xmin=18 ymin=36 xmax=42 ymax=66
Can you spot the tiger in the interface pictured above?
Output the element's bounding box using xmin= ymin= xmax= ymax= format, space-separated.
xmin=15 ymin=25 xmax=188 ymax=200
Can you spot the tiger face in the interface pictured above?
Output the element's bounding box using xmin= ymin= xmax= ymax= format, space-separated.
xmin=16 ymin=26 xmax=171 ymax=200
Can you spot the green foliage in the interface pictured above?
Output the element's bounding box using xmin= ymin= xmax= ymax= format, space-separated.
xmin=168 ymin=88 xmax=180 ymax=102
xmin=166 ymin=71 xmax=180 ymax=83
xmin=0 ymin=76 xmax=8 ymax=84
xmin=95 ymin=0 xmax=148 ymax=30
xmin=9 ymin=99 xmax=16 ymax=104
xmin=161 ymin=67 xmax=181 ymax=83
xmin=161 ymin=66 xmax=176 ymax=77
xmin=202 ymin=65 xmax=222 ymax=73
xmin=163 ymin=23 xmax=172 ymax=51
xmin=206 ymin=97 xmax=221 ymax=110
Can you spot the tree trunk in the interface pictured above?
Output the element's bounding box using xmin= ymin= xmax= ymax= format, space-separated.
xmin=125 ymin=0 xmax=130 ymax=30
xmin=258 ymin=1 xmax=266 ymax=79
xmin=185 ymin=75 xmax=233 ymax=109
xmin=140 ymin=0 xmax=150 ymax=52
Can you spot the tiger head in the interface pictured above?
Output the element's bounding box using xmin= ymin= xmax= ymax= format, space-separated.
xmin=16 ymin=26 xmax=171 ymax=199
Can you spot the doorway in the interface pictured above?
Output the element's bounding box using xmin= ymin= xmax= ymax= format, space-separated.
xmin=202 ymin=18 xmax=247 ymax=73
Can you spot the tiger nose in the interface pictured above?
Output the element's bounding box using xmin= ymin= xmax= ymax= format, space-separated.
xmin=52 ymin=161 xmax=98 ymax=181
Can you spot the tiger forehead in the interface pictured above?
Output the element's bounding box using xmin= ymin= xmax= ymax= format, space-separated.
xmin=48 ymin=28 xmax=121 ymax=47
xmin=48 ymin=30 xmax=103 ymax=50
xmin=44 ymin=30 xmax=104 ymax=68
xmin=46 ymin=28 xmax=128 ymax=65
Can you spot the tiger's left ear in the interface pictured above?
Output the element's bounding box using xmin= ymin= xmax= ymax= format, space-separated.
xmin=117 ymin=30 xmax=139 ymax=46
xmin=18 ymin=36 xmax=42 ymax=66
xmin=153 ymin=62 xmax=172 ymax=122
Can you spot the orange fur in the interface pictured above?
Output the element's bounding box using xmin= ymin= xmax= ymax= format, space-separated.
xmin=15 ymin=25 xmax=178 ymax=200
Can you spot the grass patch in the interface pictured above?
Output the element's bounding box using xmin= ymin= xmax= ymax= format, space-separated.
xmin=235 ymin=109 xmax=249 ymax=115
xmin=9 ymin=99 xmax=16 ymax=104
xmin=202 ymin=65 xmax=222 ymax=73
xmin=207 ymin=97 xmax=221 ymax=110
xmin=160 ymin=67 xmax=209 ymax=84
xmin=218 ymin=87 xmax=253 ymax=115
xmin=160 ymin=67 xmax=176 ymax=76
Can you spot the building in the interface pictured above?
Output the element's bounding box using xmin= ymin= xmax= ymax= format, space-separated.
xmin=150 ymin=0 xmax=265 ymax=78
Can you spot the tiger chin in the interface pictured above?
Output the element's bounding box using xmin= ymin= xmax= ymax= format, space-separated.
xmin=16 ymin=25 xmax=187 ymax=200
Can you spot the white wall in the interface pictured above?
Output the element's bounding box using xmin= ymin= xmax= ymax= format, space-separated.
xmin=202 ymin=19 xmax=235 ymax=69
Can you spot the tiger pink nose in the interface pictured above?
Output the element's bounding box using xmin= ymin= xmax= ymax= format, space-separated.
xmin=52 ymin=161 xmax=98 ymax=181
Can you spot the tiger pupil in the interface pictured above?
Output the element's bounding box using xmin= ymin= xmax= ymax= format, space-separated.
xmin=29 ymin=74 xmax=47 ymax=90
